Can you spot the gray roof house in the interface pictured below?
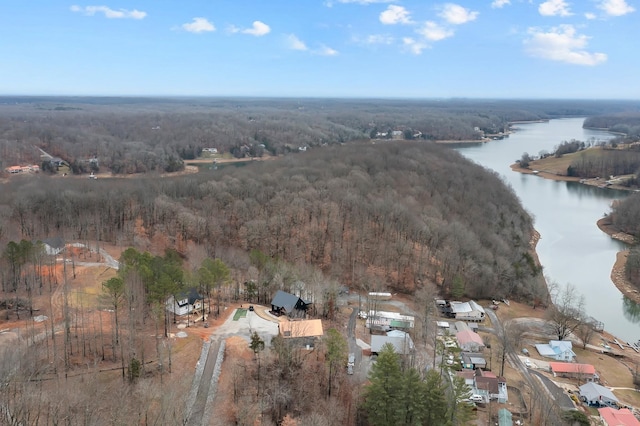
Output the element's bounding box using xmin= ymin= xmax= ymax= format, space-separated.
xmin=270 ymin=290 xmax=311 ymax=318
xmin=41 ymin=237 xmax=65 ymax=256
xmin=370 ymin=331 xmax=415 ymax=355
xmin=579 ymin=382 xmax=619 ymax=408
xmin=461 ymin=352 xmax=487 ymax=370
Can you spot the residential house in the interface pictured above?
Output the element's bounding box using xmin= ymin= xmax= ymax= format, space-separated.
xmin=166 ymin=288 xmax=204 ymax=317
xmin=461 ymin=352 xmax=487 ymax=370
xmin=456 ymin=369 xmax=475 ymax=388
xmin=42 ymin=237 xmax=65 ymax=256
xmin=474 ymin=369 xmax=508 ymax=403
xmin=580 ymin=382 xmax=618 ymax=407
xmin=451 ymin=320 xmax=479 ymax=333
xmin=270 ymin=290 xmax=311 ymax=317
xmin=598 ymin=408 xmax=640 ymax=426
xmin=368 ymin=292 xmax=392 ymax=301
xmin=366 ymin=310 xmax=415 ymax=330
xmin=279 ymin=319 xmax=324 ymax=348
xmin=456 ymin=329 xmax=485 ymax=352
xmin=535 ymin=340 xmax=576 ymax=361
xmin=370 ymin=330 xmax=414 ymax=355
xmin=449 ymin=301 xmax=485 ymax=322
xmin=550 ymin=362 xmax=598 ymax=382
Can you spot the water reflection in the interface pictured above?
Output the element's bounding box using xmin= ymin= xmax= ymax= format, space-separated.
xmin=623 ymin=297 xmax=640 ymax=326
xmin=455 ymin=118 xmax=640 ymax=342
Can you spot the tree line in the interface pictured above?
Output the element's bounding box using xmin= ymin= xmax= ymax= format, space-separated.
xmin=2 ymin=97 xmax=638 ymax=176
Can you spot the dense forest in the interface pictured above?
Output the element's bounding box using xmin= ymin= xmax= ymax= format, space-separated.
xmin=2 ymin=97 xmax=640 ymax=425
xmin=0 ymin=142 xmax=543 ymax=302
xmin=2 ymin=97 xmax=639 ymax=176
xmin=583 ymin=111 xmax=640 ymax=137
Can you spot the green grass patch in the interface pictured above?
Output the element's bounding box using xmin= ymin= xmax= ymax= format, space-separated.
xmin=233 ymin=308 xmax=247 ymax=321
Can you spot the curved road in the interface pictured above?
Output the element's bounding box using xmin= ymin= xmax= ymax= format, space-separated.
xmin=485 ymin=309 xmax=567 ymax=425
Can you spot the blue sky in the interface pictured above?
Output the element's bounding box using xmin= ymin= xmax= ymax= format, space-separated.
xmin=0 ymin=0 xmax=637 ymax=98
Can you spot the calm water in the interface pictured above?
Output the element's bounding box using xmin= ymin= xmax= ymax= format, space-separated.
xmin=455 ymin=118 xmax=640 ymax=343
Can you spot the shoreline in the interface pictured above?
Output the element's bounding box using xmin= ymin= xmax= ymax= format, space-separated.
xmin=511 ymin=163 xmax=640 ymax=305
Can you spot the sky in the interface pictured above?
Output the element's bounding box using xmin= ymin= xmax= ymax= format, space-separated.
xmin=0 ymin=0 xmax=638 ymax=99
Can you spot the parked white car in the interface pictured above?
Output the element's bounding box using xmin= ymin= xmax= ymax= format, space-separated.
xmin=468 ymin=395 xmax=483 ymax=403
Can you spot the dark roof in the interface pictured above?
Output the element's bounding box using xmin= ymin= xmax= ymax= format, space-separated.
xmin=271 ymin=290 xmax=303 ymax=312
xmin=41 ymin=237 xmax=65 ymax=249
xmin=475 ymin=377 xmax=499 ymax=394
xmin=176 ymin=288 xmax=202 ymax=306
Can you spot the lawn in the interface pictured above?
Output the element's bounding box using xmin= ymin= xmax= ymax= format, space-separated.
xmin=233 ymin=308 xmax=247 ymax=321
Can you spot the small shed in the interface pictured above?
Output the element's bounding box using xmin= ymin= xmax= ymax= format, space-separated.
xmin=498 ymin=408 xmax=513 ymax=426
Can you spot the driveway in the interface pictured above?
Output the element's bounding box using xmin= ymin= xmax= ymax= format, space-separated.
xmin=185 ymin=306 xmax=279 ymax=426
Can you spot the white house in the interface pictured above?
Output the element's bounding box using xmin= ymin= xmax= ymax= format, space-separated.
xmin=166 ymin=288 xmax=203 ymax=316
xmin=370 ymin=331 xmax=414 ymax=355
xmin=474 ymin=369 xmax=508 ymax=403
xmin=366 ymin=310 xmax=415 ymax=330
xmin=535 ymin=340 xmax=575 ymax=362
xmin=580 ymin=382 xmax=618 ymax=407
xmin=42 ymin=237 xmax=65 ymax=256
xmin=450 ymin=301 xmax=485 ymax=322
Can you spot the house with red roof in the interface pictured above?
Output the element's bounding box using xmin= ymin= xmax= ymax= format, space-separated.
xmin=598 ymin=407 xmax=640 ymax=426
xmin=456 ymin=329 xmax=485 ymax=352
xmin=549 ymin=362 xmax=598 ymax=382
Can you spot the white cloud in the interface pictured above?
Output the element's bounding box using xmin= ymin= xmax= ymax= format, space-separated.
xmin=241 ymin=21 xmax=271 ymax=36
xmin=538 ymin=0 xmax=572 ymax=17
xmin=286 ymin=35 xmax=337 ymax=56
xmin=416 ymin=21 xmax=455 ymax=41
xmin=181 ymin=17 xmax=215 ymax=33
xmin=438 ymin=3 xmax=479 ymax=25
xmin=597 ymin=0 xmax=635 ymax=16
xmin=491 ymin=0 xmax=511 ymax=8
xmin=70 ymin=5 xmax=146 ymax=19
xmin=364 ymin=34 xmax=394 ymax=44
xmin=584 ymin=12 xmax=597 ymax=19
xmin=316 ymin=45 xmax=339 ymax=56
xmin=524 ymin=25 xmax=607 ymax=65
xmin=402 ymin=37 xmax=428 ymax=55
xmin=379 ymin=5 xmax=413 ymax=25
xmin=287 ymin=34 xmax=308 ymax=51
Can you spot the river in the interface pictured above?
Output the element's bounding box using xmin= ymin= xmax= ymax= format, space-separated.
xmin=454 ymin=118 xmax=640 ymax=344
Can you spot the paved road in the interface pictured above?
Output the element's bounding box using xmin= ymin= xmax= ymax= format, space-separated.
xmin=486 ymin=309 xmax=565 ymax=425
xmin=530 ymin=370 xmax=575 ymax=411
xmin=186 ymin=340 xmax=222 ymax=426
xmin=185 ymin=307 xmax=279 ymax=426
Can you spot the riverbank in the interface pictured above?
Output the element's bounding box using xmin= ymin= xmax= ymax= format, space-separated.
xmin=597 ymin=217 xmax=640 ymax=305
xmin=511 ymin=162 xmax=640 ymax=304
